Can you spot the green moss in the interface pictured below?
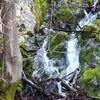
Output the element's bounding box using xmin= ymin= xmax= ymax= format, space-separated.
xmin=82 ymin=25 xmax=97 ymax=32
xmin=95 ymin=33 xmax=100 ymax=42
xmin=94 ymin=19 xmax=100 ymax=27
xmin=56 ymin=7 xmax=75 ymax=28
xmin=50 ymin=32 xmax=68 ymax=49
xmin=80 ymin=46 xmax=100 ymax=67
xmin=83 ymin=68 xmax=94 ymax=81
xmin=83 ymin=67 xmax=100 ymax=82
xmin=48 ymin=32 xmax=68 ymax=58
xmin=0 ymin=81 xmax=22 ymax=100
xmin=97 ymin=93 xmax=100 ymax=98
xmin=80 ymin=48 xmax=93 ymax=66
xmin=93 ymin=67 xmax=100 ymax=78
xmin=5 ymin=83 xmax=19 ymax=100
xmin=65 ymin=0 xmax=82 ymax=9
xmin=56 ymin=7 xmax=73 ymax=21
xmin=79 ymin=25 xmax=99 ymax=43
xmin=80 ymin=67 xmax=100 ymax=97
xmin=51 ymin=42 xmax=65 ymax=58
xmin=87 ymin=0 xmax=94 ymax=6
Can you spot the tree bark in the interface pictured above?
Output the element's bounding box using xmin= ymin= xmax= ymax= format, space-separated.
xmin=1 ymin=0 xmax=22 ymax=83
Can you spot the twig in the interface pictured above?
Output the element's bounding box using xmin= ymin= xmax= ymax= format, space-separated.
xmin=87 ymin=95 xmax=100 ymax=100
xmin=61 ymin=80 xmax=77 ymax=92
xmin=23 ymin=57 xmax=33 ymax=61
xmin=62 ymin=69 xmax=78 ymax=80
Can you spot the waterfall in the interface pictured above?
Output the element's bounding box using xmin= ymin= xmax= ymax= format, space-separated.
xmin=65 ymin=33 xmax=80 ymax=75
xmin=65 ymin=10 xmax=97 ymax=76
xmin=32 ymin=0 xmax=98 ymax=95
xmin=32 ymin=37 xmax=58 ymax=79
xmin=32 ymin=0 xmax=97 ymax=82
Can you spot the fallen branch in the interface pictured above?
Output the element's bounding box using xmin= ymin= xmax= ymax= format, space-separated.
xmin=41 ymin=77 xmax=77 ymax=92
xmin=22 ymin=71 xmax=66 ymax=98
xmin=53 ymin=28 xmax=100 ymax=34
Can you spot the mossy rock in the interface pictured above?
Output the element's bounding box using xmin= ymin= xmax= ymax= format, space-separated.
xmin=97 ymin=93 xmax=100 ymax=98
xmin=48 ymin=32 xmax=68 ymax=58
xmin=82 ymin=25 xmax=97 ymax=32
xmin=56 ymin=7 xmax=75 ymax=28
xmin=79 ymin=25 xmax=99 ymax=43
xmin=80 ymin=67 xmax=100 ymax=97
xmin=49 ymin=32 xmax=68 ymax=49
xmin=83 ymin=67 xmax=100 ymax=82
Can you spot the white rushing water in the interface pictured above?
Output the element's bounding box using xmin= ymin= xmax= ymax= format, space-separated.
xmin=32 ymin=37 xmax=58 ymax=79
xmin=66 ymin=11 xmax=97 ymax=75
xmin=65 ymin=33 xmax=80 ymax=75
xmin=33 ymin=1 xmax=98 ymax=81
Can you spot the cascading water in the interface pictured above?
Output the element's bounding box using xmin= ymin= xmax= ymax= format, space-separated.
xmin=32 ymin=0 xmax=98 ymax=94
xmin=65 ymin=33 xmax=80 ymax=75
xmin=62 ymin=0 xmax=98 ymax=77
xmin=32 ymin=37 xmax=58 ymax=79
xmin=65 ymin=8 xmax=97 ymax=76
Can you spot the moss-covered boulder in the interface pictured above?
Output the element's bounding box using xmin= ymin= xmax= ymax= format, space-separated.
xmin=48 ymin=31 xmax=68 ymax=58
xmin=80 ymin=67 xmax=100 ymax=97
xmin=83 ymin=67 xmax=100 ymax=81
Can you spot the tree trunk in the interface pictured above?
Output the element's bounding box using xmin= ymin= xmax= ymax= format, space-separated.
xmin=1 ymin=0 xmax=22 ymax=82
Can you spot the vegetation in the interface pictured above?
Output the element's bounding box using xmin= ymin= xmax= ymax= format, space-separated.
xmin=80 ymin=67 xmax=100 ymax=97
xmin=0 ymin=0 xmax=100 ymax=99
xmin=33 ymin=0 xmax=48 ymax=32
xmin=48 ymin=32 xmax=68 ymax=58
